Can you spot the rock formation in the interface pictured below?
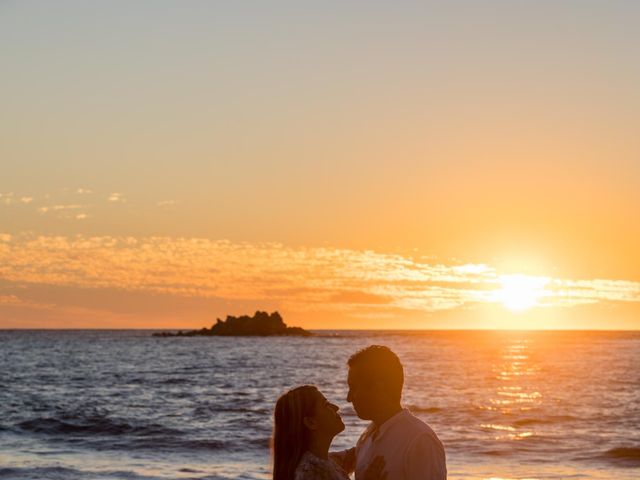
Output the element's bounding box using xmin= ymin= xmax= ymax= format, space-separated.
xmin=152 ymin=311 xmax=311 ymax=337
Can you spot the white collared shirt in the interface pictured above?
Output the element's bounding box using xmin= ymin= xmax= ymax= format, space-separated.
xmin=355 ymin=409 xmax=446 ymax=480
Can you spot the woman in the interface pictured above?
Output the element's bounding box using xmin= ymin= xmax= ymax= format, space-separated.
xmin=273 ymin=385 xmax=385 ymax=480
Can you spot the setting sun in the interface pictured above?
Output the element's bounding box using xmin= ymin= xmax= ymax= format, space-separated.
xmin=493 ymin=274 xmax=550 ymax=312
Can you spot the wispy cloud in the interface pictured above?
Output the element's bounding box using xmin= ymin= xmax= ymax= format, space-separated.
xmin=0 ymin=234 xmax=637 ymax=319
xmin=0 ymin=294 xmax=24 ymax=306
xmin=107 ymin=192 xmax=124 ymax=203
xmin=0 ymin=192 xmax=15 ymax=205
xmin=51 ymin=204 xmax=83 ymax=211
xmin=0 ymin=293 xmax=51 ymax=308
xmin=2 ymin=189 xmax=178 ymax=222
xmin=38 ymin=204 xmax=85 ymax=215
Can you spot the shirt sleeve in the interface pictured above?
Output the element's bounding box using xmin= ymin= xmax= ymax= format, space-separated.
xmin=403 ymin=432 xmax=447 ymax=480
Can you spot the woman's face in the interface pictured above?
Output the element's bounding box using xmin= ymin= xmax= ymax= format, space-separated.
xmin=311 ymin=392 xmax=345 ymax=437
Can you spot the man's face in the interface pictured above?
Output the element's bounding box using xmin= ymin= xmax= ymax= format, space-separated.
xmin=347 ymin=364 xmax=376 ymax=420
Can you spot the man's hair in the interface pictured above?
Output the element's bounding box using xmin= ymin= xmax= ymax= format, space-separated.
xmin=348 ymin=345 xmax=404 ymax=402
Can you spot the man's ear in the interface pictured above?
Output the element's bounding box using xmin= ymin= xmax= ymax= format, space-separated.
xmin=303 ymin=415 xmax=318 ymax=431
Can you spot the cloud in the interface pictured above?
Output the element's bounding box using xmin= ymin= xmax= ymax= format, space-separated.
xmin=545 ymin=278 xmax=640 ymax=306
xmin=330 ymin=291 xmax=393 ymax=304
xmin=0 ymin=234 xmax=637 ymax=322
xmin=0 ymin=189 xmax=99 ymax=221
xmin=108 ymin=193 xmax=124 ymax=202
xmin=51 ymin=204 xmax=83 ymax=211
xmin=0 ymin=192 xmax=15 ymax=205
xmin=0 ymin=291 xmax=53 ymax=309
xmin=157 ymin=200 xmax=177 ymax=207
xmin=37 ymin=204 xmax=87 ymax=218
xmin=0 ymin=294 xmax=23 ymax=305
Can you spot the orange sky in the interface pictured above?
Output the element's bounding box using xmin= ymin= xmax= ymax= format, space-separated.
xmin=1 ymin=2 xmax=639 ymax=329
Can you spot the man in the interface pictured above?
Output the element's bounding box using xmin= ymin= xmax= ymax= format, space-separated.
xmin=347 ymin=345 xmax=446 ymax=480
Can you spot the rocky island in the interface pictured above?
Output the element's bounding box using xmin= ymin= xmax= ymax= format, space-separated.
xmin=152 ymin=311 xmax=311 ymax=337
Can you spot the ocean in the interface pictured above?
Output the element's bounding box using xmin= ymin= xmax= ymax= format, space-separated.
xmin=0 ymin=330 xmax=638 ymax=479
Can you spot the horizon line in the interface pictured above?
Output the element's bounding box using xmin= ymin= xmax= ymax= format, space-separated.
xmin=1 ymin=328 xmax=638 ymax=332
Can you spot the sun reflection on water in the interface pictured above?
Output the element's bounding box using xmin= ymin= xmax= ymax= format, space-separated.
xmin=479 ymin=336 xmax=543 ymax=442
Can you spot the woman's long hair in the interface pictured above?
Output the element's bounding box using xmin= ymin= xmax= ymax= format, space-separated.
xmin=272 ymin=385 xmax=319 ymax=480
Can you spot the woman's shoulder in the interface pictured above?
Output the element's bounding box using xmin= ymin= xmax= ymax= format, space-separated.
xmin=294 ymin=451 xmax=350 ymax=480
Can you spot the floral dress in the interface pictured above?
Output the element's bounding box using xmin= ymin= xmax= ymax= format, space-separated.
xmin=294 ymin=451 xmax=351 ymax=480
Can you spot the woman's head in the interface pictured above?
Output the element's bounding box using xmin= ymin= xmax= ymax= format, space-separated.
xmin=272 ymin=385 xmax=344 ymax=480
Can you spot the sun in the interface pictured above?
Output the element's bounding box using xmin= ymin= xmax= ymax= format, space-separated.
xmin=493 ymin=274 xmax=550 ymax=312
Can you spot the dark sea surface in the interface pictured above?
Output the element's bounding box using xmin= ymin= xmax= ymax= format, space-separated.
xmin=1 ymin=330 xmax=639 ymax=479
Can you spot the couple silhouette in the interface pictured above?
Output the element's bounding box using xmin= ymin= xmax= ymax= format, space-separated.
xmin=273 ymin=345 xmax=446 ymax=480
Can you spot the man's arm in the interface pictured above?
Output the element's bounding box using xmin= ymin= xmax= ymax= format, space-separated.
xmin=329 ymin=448 xmax=356 ymax=474
xmin=404 ymin=432 xmax=447 ymax=480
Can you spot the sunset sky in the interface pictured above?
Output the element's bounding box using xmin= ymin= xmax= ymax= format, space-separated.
xmin=1 ymin=1 xmax=639 ymax=329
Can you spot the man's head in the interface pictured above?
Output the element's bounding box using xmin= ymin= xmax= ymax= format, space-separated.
xmin=346 ymin=345 xmax=404 ymax=421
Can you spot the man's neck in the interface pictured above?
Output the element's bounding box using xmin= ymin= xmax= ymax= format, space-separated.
xmin=372 ymin=404 xmax=403 ymax=427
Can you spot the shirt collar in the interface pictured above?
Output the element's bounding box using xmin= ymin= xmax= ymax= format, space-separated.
xmin=370 ymin=408 xmax=410 ymax=441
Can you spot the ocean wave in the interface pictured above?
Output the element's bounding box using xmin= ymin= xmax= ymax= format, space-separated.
xmin=0 ymin=466 xmax=165 ymax=480
xmin=158 ymin=377 xmax=192 ymax=385
xmin=193 ymin=404 xmax=270 ymax=417
xmin=104 ymin=436 xmax=229 ymax=453
xmin=15 ymin=415 xmax=243 ymax=453
xmin=0 ymin=469 xmax=20 ymax=479
xmin=17 ymin=416 xmax=179 ymax=437
xmin=601 ymin=447 xmax=640 ymax=465
xmin=478 ymin=449 xmax=511 ymax=456
xmin=0 ymin=466 xmax=84 ymax=480
xmin=406 ymin=405 xmax=443 ymax=413
xmin=248 ymin=436 xmax=272 ymax=448
xmin=513 ymin=415 xmax=576 ymax=426
xmin=178 ymin=468 xmax=204 ymax=473
xmin=171 ymin=438 xmax=228 ymax=451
